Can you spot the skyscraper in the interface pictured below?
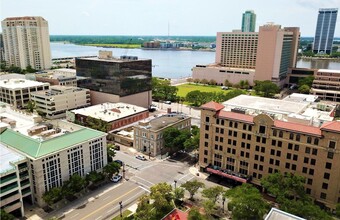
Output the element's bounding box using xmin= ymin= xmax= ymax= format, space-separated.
xmin=1 ymin=16 xmax=51 ymax=70
xmin=313 ymin=8 xmax=338 ymax=54
xmin=242 ymin=10 xmax=256 ymax=32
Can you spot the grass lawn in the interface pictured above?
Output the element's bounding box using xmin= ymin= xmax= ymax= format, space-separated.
xmin=176 ymin=83 xmax=238 ymax=97
xmin=84 ymin=43 xmax=141 ymax=48
xmin=111 ymin=209 xmax=133 ymax=220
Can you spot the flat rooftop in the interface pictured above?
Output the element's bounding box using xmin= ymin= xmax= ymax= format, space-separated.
xmin=136 ymin=113 xmax=190 ymax=131
xmin=0 ymin=143 xmax=26 ymax=174
xmin=0 ymin=78 xmax=48 ymax=89
xmin=265 ymin=208 xmax=305 ymax=220
xmin=282 ymin=93 xmax=318 ymax=103
xmin=223 ymin=95 xmax=308 ymax=115
xmin=318 ymin=69 xmax=340 ymax=74
xmin=0 ymin=73 xmax=25 ymax=80
xmin=195 ymin=64 xmax=255 ymax=73
xmin=78 ymin=57 xmax=151 ymax=62
xmin=31 ymin=86 xmax=88 ymax=96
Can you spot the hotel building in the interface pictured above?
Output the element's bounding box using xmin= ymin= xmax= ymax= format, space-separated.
xmin=0 ymin=78 xmax=49 ymax=108
xmin=1 ymin=16 xmax=51 ymax=70
xmin=0 ymin=103 xmax=107 ymax=207
xmin=311 ymin=69 xmax=340 ymax=103
xmin=313 ymin=8 xmax=338 ymax=55
xmin=31 ymin=86 xmax=91 ymax=119
xmin=199 ymin=98 xmax=340 ymax=210
xmin=242 ymin=10 xmax=256 ymax=32
xmin=76 ymin=51 xmax=152 ymax=108
xmin=193 ymin=23 xmax=300 ymax=87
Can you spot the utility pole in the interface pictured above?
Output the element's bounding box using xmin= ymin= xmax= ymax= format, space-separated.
xmin=119 ymin=201 xmax=123 ymax=218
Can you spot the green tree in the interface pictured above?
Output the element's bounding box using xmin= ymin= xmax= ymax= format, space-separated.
xmin=25 ymin=65 xmax=37 ymax=73
xmin=209 ymin=79 xmax=217 ymax=85
xmin=336 ymin=203 xmax=340 ymax=217
xmin=224 ymin=79 xmax=233 ymax=87
xmin=150 ymin=182 xmax=173 ymax=202
xmin=63 ymin=174 xmax=86 ymax=194
xmin=181 ymin=180 xmax=205 ymax=200
xmin=188 ymin=207 xmax=206 ymax=220
xmin=201 ymin=79 xmax=209 ymax=85
xmin=163 ymin=127 xmax=191 ymax=153
xmin=26 ymin=100 xmax=36 ymax=113
xmin=173 ymin=187 xmax=185 ymax=202
xmin=134 ymin=195 xmax=154 ymax=220
xmin=298 ymin=84 xmax=310 ymax=94
xmin=253 ymin=80 xmax=279 ymax=97
xmin=226 ymin=184 xmax=269 ymax=220
xmin=302 ymin=50 xmax=315 ymax=57
xmin=298 ymin=76 xmax=314 ymax=88
xmin=202 ymin=186 xmax=224 ymax=204
xmin=150 ymin=183 xmax=174 ymax=218
xmin=103 ymin=162 xmax=121 ymax=178
xmin=85 ymin=171 xmax=104 ymax=184
xmin=202 ymin=200 xmax=215 ymax=218
xmin=0 ymin=209 xmax=15 ymax=220
xmin=43 ymin=187 xmax=63 ymax=205
xmin=152 ymin=77 xmax=178 ymax=101
xmin=193 ymin=78 xmax=201 ymax=84
xmin=187 ymin=78 xmax=194 ymax=83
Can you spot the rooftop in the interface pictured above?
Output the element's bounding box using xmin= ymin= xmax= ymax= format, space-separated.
xmin=318 ymin=69 xmax=340 ymax=74
xmin=282 ymin=93 xmax=318 ymax=103
xmin=0 ymin=78 xmax=48 ymax=90
xmin=135 ymin=113 xmax=190 ymax=131
xmin=0 ymin=143 xmax=26 ymax=175
xmin=265 ymin=208 xmax=305 ymax=220
xmin=162 ymin=208 xmax=188 ymax=220
xmin=77 ymin=56 xmax=150 ymax=62
xmin=31 ymin=86 xmax=88 ymax=96
xmin=70 ymin=102 xmax=148 ymax=122
xmin=0 ymin=73 xmax=25 ymax=80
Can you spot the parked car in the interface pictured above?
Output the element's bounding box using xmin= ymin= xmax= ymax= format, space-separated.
xmin=164 ymin=101 xmax=171 ymax=104
xmin=114 ymin=145 xmax=120 ymax=150
xmin=221 ymin=86 xmax=229 ymax=90
xmin=111 ymin=174 xmax=122 ymax=183
xmin=114 ymin=160 xmax=123 ymax=166
xmin=136 ymin=155 xmax=147 ymax=161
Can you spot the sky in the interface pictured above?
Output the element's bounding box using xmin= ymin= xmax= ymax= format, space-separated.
xmin=1 ymin=0 xmax=339 ymax=37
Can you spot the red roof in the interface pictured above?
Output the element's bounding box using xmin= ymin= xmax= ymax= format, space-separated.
xmin=200 ymin=101 xmax=225 ymax=111
xmin=274 ymin=120 xmax=322 ymax=136
xmin=217 ymin=111 xmax=254 ymax=123
xmin=162 ymin=208 xmax=188 ymax=220
xmin=321 ymin=121 xmax=340 ymax=133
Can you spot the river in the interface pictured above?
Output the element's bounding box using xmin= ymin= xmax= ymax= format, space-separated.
xmin=51 ymin=42 xmax=340 ymax=79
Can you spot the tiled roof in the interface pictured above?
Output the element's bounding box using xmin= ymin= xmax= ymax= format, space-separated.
xmin=200 ymin=101 xmax=225 ymax=111
xmin=217 ymin=111 xmax=254 ymax=123
xmin=162 ymin=208 xmax=188 ymax=220
xmin=321 ymin=121 xmax=340 ymax=133
xmin=0 ymin=128 xmax=106 ymax=159
xmin=273 ymin=121 xmax=322 ymax=136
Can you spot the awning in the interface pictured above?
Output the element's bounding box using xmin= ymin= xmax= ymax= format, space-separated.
xmin=206 ymin=167 xmax=247 ymax=183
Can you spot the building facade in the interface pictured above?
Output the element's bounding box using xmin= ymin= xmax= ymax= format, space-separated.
xmin=35 ymin=69 xmax=77 ymax=87
xmin=0 ymin=79 xmax=49 ymax=108
xmin=313 ymin=8 xmax=338 ymax=54
xmin=76 ymin=52 xmax=152 ymax=108
xmin=1 ymin=16 xmax=51 ymax=70
xmin=0 ymin=144 xmax=32 ymax=217
xmin=242 ymin=10 xmax=256 ymax=32
xmin=134 ymin=113 xmax=191 ymax=157
xmin=31 ymin=86 xmax=91 ymax=119
xmin=199 ymin=101 xmax=340 ymax=210
xmin=311 ymin=69 xmax=340 ymax=102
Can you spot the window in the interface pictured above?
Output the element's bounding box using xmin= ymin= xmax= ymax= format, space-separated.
xmin=296 ymin=134 xmax=300 ymax=141
xmin=247 ymin=134 xmax=251 ymax=140
xmin=262 ymin=138 xmax=266 ymax=144
xmin=205 ymin=117 xmax=210 ymax=123
xmin=273 ymin=130 xmax=277 ymax=136
xmin=288 ymin=143 xmax=293 ymax=150
xmin=327 ymin=152 xmax=334 ymax=159
xmin=307 ymin=178 xmax=313 ymax=185
xmin=302 ymin=167 xmax=307 ymax=173
xmin=322 ymin=183 xmax=328 ymax=190
xmin=205 ymin=125 xmax=209 ymax=131
xmin=305 ymin=147 xmax=311 ymax=154
xmin=307 ymin=136 xmax=312 ymax=144
xmin=275 ymin=160 xmax=280 ymax=166
xmin=294 ymin=145 xmax=299 ymax=151
xmin=232 ymin=140 xmax=237 ymax=146
xmin=229 ymin=121 xmax=233 ymax=127
xmin=259 ymin=165 xmax=263 ymax=171
xmin=234 ymin=122 xmax=238 ymax=128
xmin=292 ymin=164 xmax=297 ymax=171
xmin=312 ymin=148 xmax=318 ymax=155
xmin=260 ymin=156 xmax=264 ymax=162
xmin=243 ymin=124 xmax=247 ymax=130
xmin=285 ymin=163 xmax=290 ymax=169
xmin=205 ymin=134 xmax=209 ymax=139
xmin=289 ymin=133 xmax=294 ymax=140
xmin=220 ymin=137 xmax=224 ymax=143
xmin=215 ymin=128 xmax=219 ymax=133
xmin=320 ymin=193 xmax=327 ymax=199
xmin=242 ymin=133 xmax=246 ymax=139
xmin=314 ymin=138 xmax=319 ymax=145
xmin=254 ymin=164 xmax=258 ymax=169
xmin=220 ymin=128 xmax=224 ymax=134
xmin=324 ymin=173 xmax=330 ymax=180
xmin=228 ymin=139 xmax=232 ymax=145
xmin=272 ymin=140 xmax=276 ymax=146
xmin=204 ymin=150 xmax=208 ymax=155
xmin=325 ymin=162 xmax=332 ymax=169
xmin=270 ymin=149 xmax=275 ymax=155
xmin=309 ymin=169 xmax=314 ymax=175
xmin=329 ymin=141 xmax=336 ymax=149
xmin=204 ymin=158 xmax=207 ymax=163
xmin=278 ymin=141 xmax=282 ymax=147
xmin=261 ymin=147 xmax=265 ymax=153
xmin=269 ymin=158 xmax=274 ymax=164
xmin=279 ymin=131 xmax=283 ymax=138
xmin=304 ymin=157 xmax=309 ymax=164
xmin=276 ymin=151 xmax=281 ymax=157
xmin=286 ymin=153 xmax=291 ymax=159
xmin=233 ymin=131 xmax=237 ymax=137
xmin=229 ymin=130 xmax=232 ymax=136
xmin=204 ymin=142 xmax=208 ymax=147
xmin=310 ymin=159 xmax=316 ymax=165
xmin=259 ymin=125 xmax=266 ymax=134
xmin=306 ymin=188 xmax=311 ymax=194
xmin=256 ymin=136 xmax=261 ymax=143
xmin=255 ymin=155 xmax=259 ymax=160
xmin=293 ymin=154 xmax=298 ymax=161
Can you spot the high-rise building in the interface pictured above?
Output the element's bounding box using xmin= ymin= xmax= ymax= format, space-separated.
xmin=1 ymin=16 xmax=52 ymax=70
xmin=242 ymin=10 xmax=256 ymax=32
xmin=76 ymin=51 xmax=152 ymax=108
xmin=313 ymin=8 xmax=338 ymax=54
xmin=194 ymin=23 xmax=300 ymax=87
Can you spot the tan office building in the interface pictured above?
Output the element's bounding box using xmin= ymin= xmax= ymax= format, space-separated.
xmin=1 ymin=16 xmax=51 ymax=70
xmin=199 ymin=101 xmax=340 ymax=210
xmin=311 ymin=69 xmax=340 ymax=103
xmin=31 ymin=86 xmax=91 ymax=119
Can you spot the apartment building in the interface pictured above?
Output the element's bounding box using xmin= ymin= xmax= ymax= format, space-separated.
xmin=0 ymin=104 xmax=107 ymax=207
xmin=0 ymin=144 xmax=31 ymax=217
xmin=31 ymin=86 xmax=91 ymax=119
xmin=242 ymin=10 xmax=256 ymax=32
xmin=313 ymin=8 xmax=338 ymax=54
xmin=193 ymin=23 xmax=300 ymax=87
xmin=311 ymin=69 xmax=340 ymax=103
xmin=134 ymin=113 xmax=191 ymax=157
xmin=76 ymin=51 xmax=152 ymax=108
xmin=0 ymin=78 xmax=49 ymax=108
xmin=199 ymin=101 xmax=340 ymax=210
xmin=1 ymin=16 xmax=51 ymax=70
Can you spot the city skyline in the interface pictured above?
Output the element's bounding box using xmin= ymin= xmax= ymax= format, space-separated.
xmin=1 ymin=0 xmax=339 ymax=36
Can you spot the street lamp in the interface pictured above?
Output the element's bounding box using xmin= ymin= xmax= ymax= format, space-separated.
xmin=174 ymin=180 xmax=177 ymax=189
xmin=122 ymin=163 xmax=126 ymax=179
xmin=149 ymin=152 xmax=151 ymax=159
xmin=119 ymin=201 xmax=123 ymax=218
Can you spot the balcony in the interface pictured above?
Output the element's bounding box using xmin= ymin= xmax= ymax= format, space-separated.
xmin=0 ymin=175 xmax=17 ymax=185
xmin=206 ymin=165 xmax=250 ymax=183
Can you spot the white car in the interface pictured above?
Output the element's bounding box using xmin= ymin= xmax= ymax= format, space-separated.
xmin=136 ymin=155 xmax=147 ymax=161
xmin=164 ymin=101 xmax=171 ymax=104
xmin=111 ymin=174 xmax=122 ymax=183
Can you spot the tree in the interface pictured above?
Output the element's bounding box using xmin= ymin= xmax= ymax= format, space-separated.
xmin=150 ymin=183 xmax=174 ymax=218
xmin=202 ymin=186 xmax=224 ymax=204
xmin=26 ymin=100 xmax=36 ymax=113
xmin=152 ymin=77 xmax=178 ymax=101
xmin=226 ymin=184 xmax=269 ymax=220
xmin=336 ymin=203 xmax=340 ymax=218
xmin=187 ymin=78 xmax=194 ymax=83
xmin=150 ymin=182 xmax=173 ymax=202
xmin=25 ymin=65 xmax=37 ymax=73
xmin=163 ymin=127 xmax=191 ymax=153
xmin=193 ymin=78 xmax=201 ymax=84
xmin=200 ymin=79 xmax=209 ymax=85
xmin=298 ymin=85 xmax=310 ymax=94
xmin=209 ymin=79 xmax=217 ymax=85
xmin=298 ymin=76 xmax=314 ymax=88
xmin=181 ymin=180 xmax=205 ymax=200
xmin=103 ymin=162 xmax=121 ymax=178
xmin=43 ymin=187 xmax=63 ymax=205
xmin=63 ymin=174 xmax=87 ymax=194
xmin=188 ymin=207 xmax=206 ymax=220
xmin=134 ymin=195 xmax=154 ymax=220
xmin=85 ymin=171 xmax=104 ymax=184
xmin=224 ymin=79 xmax=233 ymax=87
xmin=253 ymin=80 xmax=279 ymax=97
xmin=0 ymin=209 xmax=15 ymax=220
xmin=202 ymin=200 xmax=215 ymax=218
xmin=238 ymin=80 xmax=250 ymax=89
xmin=173 ymin=187 xmax=185 ymax=202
